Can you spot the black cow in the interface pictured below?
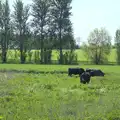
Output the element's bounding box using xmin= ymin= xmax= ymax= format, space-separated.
xmin=68 ymin=68 xmax=85 ymax=76
xmin=80 ymin=72 xmax=91 ymax=84
xmin=86 ymin=68 xmax=104 ymax=77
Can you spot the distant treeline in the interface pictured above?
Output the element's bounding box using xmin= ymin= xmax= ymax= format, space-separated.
xmin=0 ymin=0 xmax=78 ymax=64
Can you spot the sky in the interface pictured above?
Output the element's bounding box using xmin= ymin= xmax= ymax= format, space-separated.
xmin=9 ymin=0 xmax=120 ymax=44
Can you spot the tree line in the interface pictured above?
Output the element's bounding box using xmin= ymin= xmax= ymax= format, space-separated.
xmin=0 ymin=0 xmax=77 ymax=64
xmin=82 ymin=28 xmax=120 ymax=65
xmin=1 ymin=0 xmax=120 ymax=65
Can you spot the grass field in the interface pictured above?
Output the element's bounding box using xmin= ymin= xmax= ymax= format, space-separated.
xmin=0 ymin=64 xmax=120 ymax=119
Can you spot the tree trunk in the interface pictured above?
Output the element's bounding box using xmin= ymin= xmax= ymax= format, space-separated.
xmin=95 ymin=50 xmax=99 ymax=65
xmin=2 ymin=29 xmax=7 ymax=63
xmin=20 ymin=50 xmax=24 ymax=64
xmin=98 ymin=47 xmax=102 ymax=64
xmin=40 ymin=38 xmax=44 ymax=64
xmin=59 ymin=27 xmax=63 ymax=64
xmin=48 ymin=49 xmax=52 ymax=64
xmin=44 ymin=48 xmax=47 ymax=64
xmin=40 ymin=29 xmax=44 ymax=64
xmin=2 ymin=50 xmax=7 ymax=63
xmin=2 ymin=32 xmax=7 ymax=63
xmin=20 ymin=34 xmax=25 ymax=64
xmin=20 ymin=51 xmax=26 ymax=64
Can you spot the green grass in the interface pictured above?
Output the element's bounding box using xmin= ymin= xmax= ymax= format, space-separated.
xmin=0 ymin=64 xmax=120 ymax=119
xmin=0 ymin=64 xmax=119 ymax=73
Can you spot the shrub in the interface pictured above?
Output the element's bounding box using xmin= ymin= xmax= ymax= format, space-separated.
xmin=27 ymin=51 xmax=33 ymax=63
xmin=57 ymin=51 xmax=78 ymax=65
xmin=44 ymin=49 xmax=52 ymax=64
xmin=34 ymin=50 xmax=40 ymax=64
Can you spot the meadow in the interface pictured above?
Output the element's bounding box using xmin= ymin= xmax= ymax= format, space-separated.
xmin=0 ymin=64 xmax=120 ymax=119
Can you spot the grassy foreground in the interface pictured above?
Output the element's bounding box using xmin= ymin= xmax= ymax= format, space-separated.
xmin=0 ymin=64 xmax=120 ymax=119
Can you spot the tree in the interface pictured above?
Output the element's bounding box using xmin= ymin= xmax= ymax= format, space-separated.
xmin=115 ymin=29 xmax=120 ymax=64
xmin=32 ymin=0 xmax=51 ymax=64
xmin=0 ymin=0 xmax=11 ymax=63
xmin=12 ymin=0 xmax=30 ymax=63
xmin=0 ymin=0 xmax=3 ymax=61
xmin=62 ymin=29 xmax=75 ymax=51
xmin=84 ymin=28 xmax=111 ymax=64
xmin=51 ymin=0 xmax=72 ymax=64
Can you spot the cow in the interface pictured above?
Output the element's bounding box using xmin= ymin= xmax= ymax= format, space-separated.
xmin=68 ymin=68 xmax=85 ymax=76
xmin=80 ymin=72 xmax=91 ymax=84
xmin=86 ymin=68 xmax=105 ymax=77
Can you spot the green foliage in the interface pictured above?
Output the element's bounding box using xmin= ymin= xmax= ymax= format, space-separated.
xmin=52 ymin=0 xmax=73 ymax=64
xmin=0 ymin=0 xmax=11 ymax=63
xmin=14 ymin=50 xmax=19 ymax=60
xmin=27 ymin=51 xmax=33 ymax=63
xmin=0 ymin=51 xmax=2 ymax=61
xmin=57 ymin=51 xmax=78 ymax=65
xmin=12 ymin=0 xmax=30 ymax=64
xmin=6 ymin=50 xmax=20 ymax=63
xmin=115 ymin=29 xmax=120 ymax=64
xmin=32 ymin=0 xmax=51 ymax=64
xmin=44 ymin=49 xmax=52 ymax=64
xmin=22 ymin=51 xmax=27 ymax=63
xmin=83 ymin=28 xmax=111 ymax=65
xmin=33 ymin=50 xmax=40 ymax=64
xmin=0 ymin=49 xmax=117 ymax=64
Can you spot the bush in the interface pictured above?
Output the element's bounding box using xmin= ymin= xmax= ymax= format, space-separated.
xmin=106 ymin=110 xmax=120 ymax=120
xmin=44 ymin=49 xmax=52 ymax=64
xmin=34 ymin=50 xmax=40 ymax=64
xmin=57 ymin=51 xmax=78 ymax=65
xmin=27 ymin=51 xmax=33 ymax=63
xmin=22 ymin=51 xmax=27 ymax=63
xmin=15 ymin=50 xmax=20 ymax=61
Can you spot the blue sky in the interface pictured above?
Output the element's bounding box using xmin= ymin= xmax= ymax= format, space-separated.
xmin=9 ymin=0 xmax=120 ymax=44
xmin=71 ymin=0 xmax=120 ymax=44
